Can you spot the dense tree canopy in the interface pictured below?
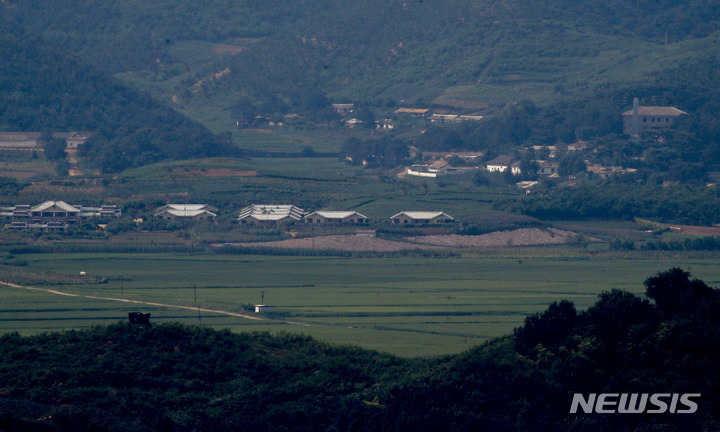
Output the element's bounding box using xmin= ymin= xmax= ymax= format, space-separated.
xmin=0 ymin=21 xmax=239 ymax=173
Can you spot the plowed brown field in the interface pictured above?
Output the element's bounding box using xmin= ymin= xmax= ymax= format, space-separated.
xmin=222 ymin=228 xmax=602 ymax=252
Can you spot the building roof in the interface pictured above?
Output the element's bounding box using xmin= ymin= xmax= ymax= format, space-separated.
xmin=31 ymin=201 xmax=81 ymax=213
xmin=394 ymin=108 xmax=430 ymax=114
xmin=154 ymin=204 xmax=217 ymax=218
xmin=158 ymin=209 xmax=216 ymax=218
xmin=429 ymin=114 xmax=458 ymax=121
xmin=306 ymin=211 xmax=367 ymax=219
xmin=239 ymin=204 xmax=304 ymax=221
xmin=537 ymin=160 xmax=559 ymax=168
xmin=458 ymin=115 xmax=484 ymax=121
xmin=0 ymin=132 xmax=42 ymax=141
xmin=423 ymin=151 xmax=484 ymax=159
xmin=486 ymin=155 xmax=516 ymax=167
xmin=391 ymin=211 xmax=454 ymax=220
xmin=622 ymin=106 xmax=687 ymax=116
xmin=156 ymin=204 xmax=218 ymax=212
xmin=428 ymin=160 xmax=450 ymax=170
xmin=52 ymin=131 xmax=94 ymax=140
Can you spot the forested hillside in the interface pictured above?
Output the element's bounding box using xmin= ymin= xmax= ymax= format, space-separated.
xmin=0 ymin=20 xmax=238 ymax=172
xmin=2 ymin=0 xmax=719 ymax=172
xmin=4 ymin=0 xmax=719 ymax=110
xmin=0 ymin=269 xmax=718 ymax=431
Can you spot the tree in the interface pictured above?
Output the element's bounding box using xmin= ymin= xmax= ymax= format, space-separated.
xmin=519 ymin=156 xmax=539 ymax=180
xmin=514 ymin=300 xmax=577 ymax=354
xmin=355 ymin=106 xmax=377 ymax=129
xmin=644 ymin=267 xmax=718 ymax=316
xmin=558 ymin=153 xmax=586 ymax=176
xmin=42 ymin=137 xmax=68 ymax=162
xmin=416 ymin=127 xmax=465 ymax=152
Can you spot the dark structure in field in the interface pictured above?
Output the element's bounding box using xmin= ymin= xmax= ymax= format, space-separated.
xmin=128 ymin=312 xmax=151 ymax=325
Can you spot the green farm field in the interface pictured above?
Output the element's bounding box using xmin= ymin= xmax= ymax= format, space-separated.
xmin=3 ymin=253 xmax=720 ymax=357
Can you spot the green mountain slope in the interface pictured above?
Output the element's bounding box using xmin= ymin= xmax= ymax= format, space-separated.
xmin=4 ymin=0 xmax=718 ymax=110
xmin=2 ymin=0 xmax=719 ymax=170
xmin=0 ymin=20 xmax=238 ymax=172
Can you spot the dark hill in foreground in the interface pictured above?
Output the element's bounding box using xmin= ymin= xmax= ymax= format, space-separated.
xmin=0 ymin=268 xmax=718 ymax=431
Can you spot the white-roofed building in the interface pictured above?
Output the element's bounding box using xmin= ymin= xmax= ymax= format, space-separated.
xmin=30 ymin=201 xmax=81 ymax=225
xmin=305 ymin=211 xmax=368 ymax=224
xmin=3 ymin=201 xmax=121 ymax=231
xmin=52 ymin=131 xmax=94 ymax=148
xmin=537 ymin=161 xmax=560 ymax=176
xmin=486 ymin=155 xmax=521 ymax=174
xmin=622 ymin=101 xmax=687 ymax=136
xmin=154 ymin=204 xmax=218 ymax=220
xmin=390 ymin=211 xmax=455 ymax=225
xmin=238 ymin=204 xmax=304 ymax=225
xmin=79 ymin=204 xmax=122 ymax=218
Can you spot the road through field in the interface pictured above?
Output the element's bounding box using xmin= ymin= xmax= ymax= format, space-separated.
xmin=0 ymin=280 xmax=314 ymax=327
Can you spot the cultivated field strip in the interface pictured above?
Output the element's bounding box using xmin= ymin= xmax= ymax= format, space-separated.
xmin=2 ymin=253 xmax=720 ymax=356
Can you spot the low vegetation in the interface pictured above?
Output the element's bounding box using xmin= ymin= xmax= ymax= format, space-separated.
xmin=0 ymin=269 xmax=717 ymax=431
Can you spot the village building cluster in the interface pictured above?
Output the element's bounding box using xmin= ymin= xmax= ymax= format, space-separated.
xmin=403 ymin=99 xmax=683 ymax=180
xmin=1 ymin=201 xmax=121 ymax=231
xmin=1 ymin=201 xmax=456 ymax=231
xmin=1 ymin=100 xmax=685 ymax=232
xmin=235 ymin=205 xmax=454 ymax=225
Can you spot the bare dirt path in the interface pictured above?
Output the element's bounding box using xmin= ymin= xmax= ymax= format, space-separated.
xmin=66 ymin=148 xmax=82 ymax=176
xmin=0 ymin=281 xmax=314 ymax=327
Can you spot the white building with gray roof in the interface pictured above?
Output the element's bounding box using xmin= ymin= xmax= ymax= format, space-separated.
xmin=154 ymin=204 xmax=218 ymax=220
xmin=238 ymin=204 xmax=304 ymax=225
xmin=390 ymin=211 xmax=455 ymax=224
xmin=305 ymin=211 xmax=368 ymax=224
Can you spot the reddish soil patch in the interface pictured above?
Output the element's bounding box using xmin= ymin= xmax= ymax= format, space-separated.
xmin=220 ymin=228 xmax=601 ymax=252
xmin=0 ymin=170 xmax=40 ymax=179
xmin=223 ymin=235 xmax=444 ymax=252
xmin=405 ymin=228 xmax=601 ymax=248
xmin=667 ymin=224 xmax=720 ymax=236
xmin=0 ymin=161 xmax=54 ymax=179
xmin=109 ymin=231 xmax=192 ymax=245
